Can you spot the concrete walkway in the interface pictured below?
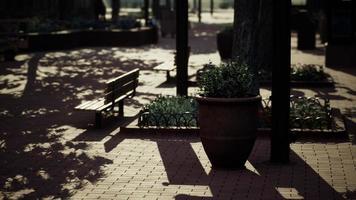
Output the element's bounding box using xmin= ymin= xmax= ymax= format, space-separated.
xmin=1 ymin=11 xmax=355 ymax=200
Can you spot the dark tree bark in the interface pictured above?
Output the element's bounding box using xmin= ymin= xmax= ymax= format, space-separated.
xmin=193 ymin=0 xmax=197 ymax=12
xmin=166 ymin=0 xmax=171 ymax=10
xmin=152 ymin=0 xmax=160 ymax=19
xmin=198 ymin=0 xmax=202 ymax=22
xmin=232 ymin=0 xmax=273 ymax=95
xmin=176 ymin=0 xmax=189 ymax=96
xmin=59 ymin=0 xmax=67 ymax=20
xmin=144 ymin=0 xmax=149 ymax=26
xmin=112 ymin=0 xmax=120 ymax=22
xmin=271 ymin=0 xmax=291 ymax=163
xmin=233 ymin=0 xmax=290 ymax=162
xmin=210 ymin=0 xmax=214 ymax=15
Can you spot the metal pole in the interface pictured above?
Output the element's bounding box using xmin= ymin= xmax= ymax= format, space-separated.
xmin=271 ymin=0 xmax=291 ymax=163
xmin=176 ymin=0 xmax=189 ymax=96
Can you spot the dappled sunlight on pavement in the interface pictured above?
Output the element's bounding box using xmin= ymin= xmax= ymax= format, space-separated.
xmin=1 ymin=9 xmax=356 ymax=199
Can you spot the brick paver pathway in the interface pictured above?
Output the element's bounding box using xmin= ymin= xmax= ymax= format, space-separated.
xmin=1 ymin=10 xmax=356 ymax=200
xmin=69 ymin=134 xmax=355 ymax=200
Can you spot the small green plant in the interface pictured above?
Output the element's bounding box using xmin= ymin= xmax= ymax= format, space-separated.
xmin=258 ymin=64 xmax=328 ymax=82
xmin=291 ymin=64 xmax=327 ymax=81
xmin=261 ymin=96 xmax=332 ymax=129
xmin=139 ymin=96 xmax=332 ymax=130
xmin=290 ymin=97 xmax=331 ymax=129
xmin=198 ymin=62 xmax=254 ymax=98
xmin=26 ymin=18 xmax=69 ymax=33
xmin=138 ymin=96 xmax=198 ymax=128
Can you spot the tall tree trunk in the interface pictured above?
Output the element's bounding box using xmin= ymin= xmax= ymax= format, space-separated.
xmin=59 ymin=0 xmax=67 ymax=20
xmin=144 ymin=0 xmax=149 ymax=26
xmin=112 ymin=0 xmax=120 ymax=23
xmin=232 ymin=0 xmax=273 ymax=95
xmin=166 ymin=0 xmax=171 ymax=10
xmin=176 ymin=0 xmax=189 ymax=96
xmin=152 ymin=0 xmax=160 ymax=19
xmin=210 ymin=0 xmax=214 ymax=15
xmin=193 ymin=0 xmax=197 ymax=12
xmin=198 ymin=0 xmax=202 ymax=22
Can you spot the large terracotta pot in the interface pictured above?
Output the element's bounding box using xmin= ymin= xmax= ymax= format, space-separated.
xmin=196 ymin=95 xmax=261 ymax=169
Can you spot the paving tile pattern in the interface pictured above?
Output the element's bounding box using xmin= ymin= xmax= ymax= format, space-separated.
xmin=1 ymin=10 xmax=356 ymax=200
xmin=65 ymin=134 xmax=356 ymax=200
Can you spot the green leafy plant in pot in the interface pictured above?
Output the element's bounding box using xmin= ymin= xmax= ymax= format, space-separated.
xmin=196 ymin=62 xmax=261 ymax=169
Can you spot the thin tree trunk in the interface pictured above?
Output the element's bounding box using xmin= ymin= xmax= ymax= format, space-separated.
xmin=152 ymin=0 xmax=160 ymax=19
xmin=176 ymin=0 xmax=189 ymax=96
xmin=210 ymin=0 xmax=214 ymax=15
xmin=193 ymin=0 xmax=197 ymax=12
xmin=112 ymin=0 xmax=120 ymax=23
xmin=198 ymin=0 xmax=202 ymax=22
xmin=144 ymin=0 xmax=149 ymax=26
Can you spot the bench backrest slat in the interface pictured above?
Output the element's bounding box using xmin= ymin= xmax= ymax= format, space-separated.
xmin=105 ymin=68 xmax=139 ymax=104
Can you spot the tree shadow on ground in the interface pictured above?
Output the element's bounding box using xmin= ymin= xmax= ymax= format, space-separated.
xmin=166 ymin=138 xmax=345 ymax=199
xmin=343 ymin=108 xmax=356 ymax=145
xmin=327 ymin=67 xmax=356 ymax=77
xmin=0 ymin=48 xmax=159 ymax=199
xmin=104 ymin=132 xmax=346 ymax=199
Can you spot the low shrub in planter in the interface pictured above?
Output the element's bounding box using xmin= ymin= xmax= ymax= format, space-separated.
xmin=26 ymin=18 xmax=70 ymax=33
xmin=198 ymin=62 xmax=253 ymax=98
xmin=138 ymin=95 xmax=333 ymax=131
xmin=258 ymin=63 xmax=328 ymax=82
xmin=196 ymin=61 xmax=259 ymax=169
xmin=290 ymin=63 xmax=327 ymax=81
xmin=138 ymin=96 xmax=198 ymax=128
xmin=260 ymin=96 xmax=332 ymax=130
xmin=18 ymin=17 xmax=143 ymax=33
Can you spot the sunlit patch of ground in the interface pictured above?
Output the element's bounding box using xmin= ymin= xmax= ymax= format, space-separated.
xmin=1 ymin=9 xmax=356 ymax=199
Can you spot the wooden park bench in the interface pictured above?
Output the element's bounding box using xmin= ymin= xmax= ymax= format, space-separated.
xmin=153 ymin=60 xmax=176 ymax=82
xmin=75 ymin=68 xmax=139 ymax=128
xmin=153 ymin=47 xmax=191 ymax=82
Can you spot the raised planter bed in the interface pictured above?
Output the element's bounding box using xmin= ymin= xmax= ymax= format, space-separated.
xmin=120 ymin=96 xmax=347 ymax=140
xmin=192 ymin=63 xmax=335 ymax=88
xmin=121 ymin=109 xmax=346 ymax=139
xmin=23 ymin=27 xmax=158 ymax=51
xmin=259 ymin=64 xmax=335 ymax=88
xmin=259 ymin=76 xmax=335 ymax=88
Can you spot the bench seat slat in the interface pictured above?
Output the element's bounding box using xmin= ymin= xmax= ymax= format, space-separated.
xmin=75 ymin=100 xmax=93 ymax=110
xmin=106 ymin=69 xmax=139 ymax=92
xmin=83 ymin=99 xmax=106 ymax=111
xmin=74 ymin=68 xmax=139 ymax=127
xmin=75 ymin=98 xmax=103 ymax=110
xmin=96 ymin=91 xmax=133 ymax=111
xmin=153 ymin=61 xmax=175 ymax=71
xmin=105 ymin=80 xmax=138 ymax=103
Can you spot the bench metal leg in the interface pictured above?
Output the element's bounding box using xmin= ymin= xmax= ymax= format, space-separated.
xmin=95 ymin=112 xmax=102 ymax=128
xmin=119 ymin=101 xmax=124 ymax=117
xmin=166 ymin=71 xmax=171 ymax=82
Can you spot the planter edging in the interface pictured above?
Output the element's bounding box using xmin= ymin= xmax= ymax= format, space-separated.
xmin=121 ymin=108 xmax=347 ymax=140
